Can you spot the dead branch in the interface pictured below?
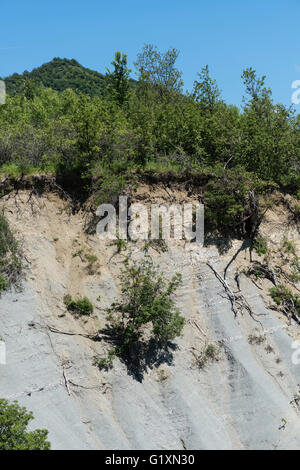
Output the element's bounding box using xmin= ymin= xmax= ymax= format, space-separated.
xmin=208 ymin=261 xmax=263 ymax=325
xmin=282 ymin=297 xmax=300 ymax=325
xmin=223 ymin=154 xmax=235 ymax=169
xmin=276 ymin=266 xmax=300 ymax=293
xmin=63 ymin=369 xmax=71 ymax=396
xmin=248 ymin=262 xmax=279 ymax=286
xmin=188 ymin=319 xmax=207 ymax=339
xmin=47 ymin=325 xmax=102 ymax=341
xmin=235 ymin=294 xmax=264 ymax=327
xmin=247 ymin=264 xmax=300 ymax=324
xmin=207 ymin=261 xmax=238 ymax=316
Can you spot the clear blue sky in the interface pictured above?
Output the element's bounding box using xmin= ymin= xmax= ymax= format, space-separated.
xmin=1 ymin=0 xmax=300 ymax=107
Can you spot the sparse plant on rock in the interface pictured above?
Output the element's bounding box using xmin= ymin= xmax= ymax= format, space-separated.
xmin=64 ymin=294 xmax=93 ymax=316
xmin=248 ymin=333 xmax=266 ymax=345
xmin=0 ymin=212 xmax=24 ymax=296
xmin=253 ymin=235 xmax=268 ymax=257
xmin=193 ymin=343 xmax=220 ymax=369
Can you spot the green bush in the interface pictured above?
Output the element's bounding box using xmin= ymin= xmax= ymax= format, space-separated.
xmin=94 ymin=349 xmax=116 ymax=370
xmin=0 ymin=275 xmax=8 ymax=292
xmin=203 ymin=167 xmax=271 ymax=237
xmin=269 ymin=285 xmax=300 ymax=312
xmin=282 ymin=238 xmax=297 ymax=256
xmin=0 ymin=399 xmax=50 ymax=450
xmin=64 ymin=294 xmax=93 ymax=316
xmin=0 ymin=213 xmax=24 ymax=296
xmin=105 ymin=256 xmax=185 ymax=359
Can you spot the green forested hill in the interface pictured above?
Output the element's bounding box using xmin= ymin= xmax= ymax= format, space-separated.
xmin=4 ymin=58 xmax=109 ymax=96
xmin=0 ymin=46 xmax=299 ymax=240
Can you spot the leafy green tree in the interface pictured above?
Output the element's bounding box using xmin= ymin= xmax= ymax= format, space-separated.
xmin=107 ymin=256 xmax=185 ymax=350
xmin=23 ymin=79 xmax=35 ymax=101
xmin=135 ymin=44 xmax=183 ymax=94
xmin=0 ymin=399 xmax=51 ymax=450
xmin=72 ymin=94 xmax=101 ymax=171
xmin=204 ymin=166 xmax=271 ymax=237
xmin=1 ymin=51 xmax=300 ymax=220
xmin=240 ymin=68 xmax=299 ymax=182
xmin=192 ymin=65 xmax=221 ymax=111
xmin=106 ymin=51 xmax=131 ymax=106
xmin=241 ymin=67 xmax=272 ymax=118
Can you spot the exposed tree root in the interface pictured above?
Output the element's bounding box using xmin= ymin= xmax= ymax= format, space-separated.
xmin=207 ymin=261 xmax=264 ymax=326
xmin=248 ymin=262 xmax=279 ymax=286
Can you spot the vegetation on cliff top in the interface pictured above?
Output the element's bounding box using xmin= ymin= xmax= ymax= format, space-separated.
xmin=0 ymin=45 xmax=299 ymax=236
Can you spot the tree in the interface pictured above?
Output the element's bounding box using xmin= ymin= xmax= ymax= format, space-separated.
xmin=72 ymin=93 xmax=100 ymax=171
xmin=192 ymin=65 xmax=221 ymax=110
xmin=23 ymin=79 xmax=35 ymax=101
xmin=106 ymin=51 xmax=131 ymax=106
xmin=241 ymin=67 xmax=272 ymax=118
xmin=107 ymin=256 xmax=185 ymax=350
xmin=240 ymin=68 xmax=298 ymax=181
xmin=0 ymin=399 xmax=51 ymax=450
xmin=134 ymin=44 xmax=183 ymax=94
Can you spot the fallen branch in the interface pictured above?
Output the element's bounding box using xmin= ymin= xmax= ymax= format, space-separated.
xmin=248 ymin=263 xmax=279 ymax=286
xmin=207 ymin=261 xmax=263 ymax=325
xmin=276 ymin=266 xmax=300 ymax=293
xmin=63 ymin=369 xmax=71 ymax=396
xmin=188 ymin=319 xmax=207 ymax=338
xmin=47 ymin=325 xmax=102 ymax=341
xmin=207 ymin=261 xmax=238 ymax=316
xmin=282 ymin=297 xmax=300 ymax=325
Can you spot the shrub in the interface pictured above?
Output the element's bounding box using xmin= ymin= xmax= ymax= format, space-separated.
xmin=0 ymin=213 xmax=24 ymax=295
xmin=248 ymin=333 xmax=266 ymax=345
xmin=203 ymin=167 xmax=271 ymax=238
xmin=85 ymin=253 xmax=98 ymax=265
xmin=85 ymin=252 xmax=99 ymax=275
xmin=253 ymin=235 xmax=268 ymax=256
xmin=0 ymin=399 xmax=50 ymax=450
xmin=0 ymin=275 xmax=8 ymax=292
xmin=64 ymin=294 xmax=93 ymax=316
xmin=194 ymin=343 xmax=220 ymax=369
xmin=94 ymin=349 xmax=116 ymax=370
xmin=270 ymin=285 xmax=300 ymax=311
xmin=109 ymin=238 xmax=128 ymax=254
xmin=105 ymin=256 xmax=185 ymax=357
xmin=282 ymin=238 xmax=297 ymax=257
xmin=144 ymin=238 xmax=168 ymax=253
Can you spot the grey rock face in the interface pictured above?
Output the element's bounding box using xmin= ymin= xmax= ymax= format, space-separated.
xmin=1 ymin=249 xmax=299 ymax=450
xmin=0 ymin=191 xmax=299 ymax=449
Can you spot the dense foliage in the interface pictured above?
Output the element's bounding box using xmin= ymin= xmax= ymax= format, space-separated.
xmin=0 ymin=213 xmax=24 ymax=295
xmin=0 ymin=399 xmax=50 ymax=450
xmin=107 ymin=256 xmax=185 ymax=348
xmin=0 ymin=45 xmax=299 ymax=234
xmin=96 ymin=256 xmax=185 ymax=370
xmin=3 ymin=58 xmax=108 ymax=97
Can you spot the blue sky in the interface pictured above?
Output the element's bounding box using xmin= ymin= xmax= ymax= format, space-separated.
xmin=1 ymin=0 xmax=300 ymax=107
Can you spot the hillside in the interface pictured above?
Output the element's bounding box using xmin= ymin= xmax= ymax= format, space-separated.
xmin=0 ymin=180 xmax=299 ymax=449
xmin=0 ymin=46 xmax=300 ymax=450
xmin=4 ymin=58 xmax=109 ymax=96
